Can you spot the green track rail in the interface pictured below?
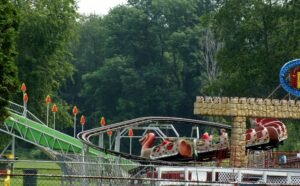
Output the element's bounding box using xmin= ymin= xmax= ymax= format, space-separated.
xmin=4 ymin=113 xmax=101 ymax=156
xmin=0 ymin=99 xmax=136 ymax=166
xmin=3 ymin=113 xmax=136 ymax=165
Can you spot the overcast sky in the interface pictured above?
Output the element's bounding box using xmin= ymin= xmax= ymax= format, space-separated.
xmin=78 ymin=0 xmax=127 ymax=15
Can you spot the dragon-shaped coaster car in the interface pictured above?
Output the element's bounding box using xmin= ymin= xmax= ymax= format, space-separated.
xmin=247 ymin=118 xmax=288 ymax=150
xmin=139 ymin=119 xmax=287 ymax=161
xmin=139 ymin=129 xmax=229 ymax=161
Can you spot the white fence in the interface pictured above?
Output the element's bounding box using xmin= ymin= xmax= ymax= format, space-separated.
xmin=156 ymin=166 xmax=300 ymax=185
xmin=1 ymin=159 xmax=300 ymax=185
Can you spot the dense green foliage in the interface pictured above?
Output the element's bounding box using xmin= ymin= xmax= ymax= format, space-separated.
xmin=14 ymin=0 xmax=78 ymax=128
xmin=66 ymin=0 xmax=221 ymax=125
xmin=0 ymin=0 xmax=300 ymax=151
xmin=0 ymin=1 xmax=19 ymax=122
xmin=212 ymin=0 xmax=300 ymax=150
xmin=66 ymin=0 xmax=299 ymax=149
xmin=0 ymin=1 xmax=19 ymax=149
xmin=210 ymin=0 xmax=300 ymax=98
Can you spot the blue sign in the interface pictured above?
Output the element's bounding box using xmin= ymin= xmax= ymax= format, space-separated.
xmin=279 ymin=59 xmax=300 ymax=97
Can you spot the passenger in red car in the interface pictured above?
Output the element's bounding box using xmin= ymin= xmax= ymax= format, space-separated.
xmin=201 ymin=132 xmax=209 ymax=140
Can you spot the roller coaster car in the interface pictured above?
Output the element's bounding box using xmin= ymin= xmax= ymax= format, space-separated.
xmin=139 ymin=119 xmax=287 ymax=161
xmin=256 ymin=118 xmax=287 ymax=142
xmin=139 ymin=130 xmax=229 ymax=161
xmin=149 ymin=137 xmax=193 ymax=161
xmin=246 ymin=118 xmax=287 ymax=150
xmin=194 ymin=130 xmax=229 ymax=161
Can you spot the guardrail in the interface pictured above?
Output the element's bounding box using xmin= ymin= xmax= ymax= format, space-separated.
xmin=1 ymin=159 xmax=299 ymax=185
xmin=156 ymin=166 xmax=300 ymax=185
xmin=6 ymin=100 xmax=46 ymax=125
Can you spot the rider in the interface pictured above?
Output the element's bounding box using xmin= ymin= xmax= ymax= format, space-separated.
xmin=201 ymin=132 xmax=209 ymax=140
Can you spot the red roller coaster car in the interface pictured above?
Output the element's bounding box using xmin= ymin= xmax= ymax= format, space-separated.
xmin=140 ymin=119 xmax=287 ymax=161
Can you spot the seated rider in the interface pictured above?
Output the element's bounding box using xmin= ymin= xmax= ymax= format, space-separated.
xmin=201 ymin=132 xmax=209 ymax=140
xmin=219 ymin=129 xmax=226 ymax=136
xmin=160 ymin=137 xmax=176 ymax=145
xmin=161 ymin=138 xmax=171 ymax=145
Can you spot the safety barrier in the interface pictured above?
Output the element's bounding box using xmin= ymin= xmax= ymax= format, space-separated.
xmin=1 ymin=159 xmax=299 ymax=185
xmin=156 ymin=166 xmax=300 ymax=185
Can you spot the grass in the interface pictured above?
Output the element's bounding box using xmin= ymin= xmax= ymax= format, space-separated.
xmin=13 ymin=161 xmax=61 ymax=174
xmin=9 ymin=176 xmax=62 ymax=186
xmin=14 ymin=161 xmax=60 ymax=169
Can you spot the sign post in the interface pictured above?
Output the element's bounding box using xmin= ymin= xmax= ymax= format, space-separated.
xmin=45 ymin=95 xmax=51 ymax=127
xmin=23 ymin=93 xmax=28 ymax=117
xmin=51 ymin=104 xmax=57 ymax=129
xmin=80 ymin=115 xmax=85 ymax=132
xmin=21 ymin=83 xmax=27 ymax=117
xmin=72 ymin=106 xmax=78 ymax=137
xmin=107 ymin=130 xmax=112 ymax=150
xmin=99 ymin=117 xmax=105 ymax=148
xmin=128 ymin=128 xmax=134 ymax=155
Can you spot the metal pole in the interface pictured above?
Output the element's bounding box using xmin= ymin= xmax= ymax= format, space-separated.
xmin=81 ymin=144 xmax=86 ymax=186
xmin=23 ymin=102 xmax=27 ymax=117
xmin=129 ymin=137 xmax=132 ymax=155
xmin=46 ymin=104 xmax=49 ymax=126
xmin=73 ymin=116 xmax=76 ymax=138
xmin=12 ymin=134 xmax=15 ymax=174
xmin=114 ymin=130 xmax=120 ymax=152
xmin=82 ymin=125 xmax=84 ymax=132
xmin=184 ymin=167 xmax=189 ymax=186
xmin=99 ymin=134 xmax=103 ymax=148
xmin=53 ymin=112 xmax=56 ymax=130
xmin=25 ymin=102 xmax=27 ymax=117
xmin=12 ymin=134 xmax=15 ymax=158
xmin=109 ymin=136 xmax=111 ymax=150
xmin=10 ymin=132 xmax=16 ymax=173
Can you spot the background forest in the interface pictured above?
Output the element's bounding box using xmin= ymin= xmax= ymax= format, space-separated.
xmin=1 ymin=0 xmax=300 ymax=154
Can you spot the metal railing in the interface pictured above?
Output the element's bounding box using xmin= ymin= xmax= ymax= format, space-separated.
xmin=1 ymin=173 xmax=227 ymax=186
xmin=0 ymin=159 xmax=300 ymax=185
xmin=6 ymin=100 xmax=46 ymax=125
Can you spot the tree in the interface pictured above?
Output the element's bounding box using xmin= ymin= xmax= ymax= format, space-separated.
xmin=211 ymin=0 xmax=300 ymax=97
xmin=15 ymin=0 xmax=78 ymax=127
xmin=60 ymin=15 xmax=105 ymax=106
xmin=0 ymin=1 xmax=19 ymax=122
xmin=75 ymin=0 xmax=221 ymax=125
xmin=212 ymin=0 xmax=300 ymax=150
xmin=127 ymin=0 xmax=221 ymax=116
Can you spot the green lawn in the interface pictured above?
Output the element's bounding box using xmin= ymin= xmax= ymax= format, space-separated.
xmin=13 ymin=161 xmax=61 ymax=175
xmin=3 ymin=161 xmax=62 ymax=186
xmin=14 ymin=161 xmax=60 ymax=169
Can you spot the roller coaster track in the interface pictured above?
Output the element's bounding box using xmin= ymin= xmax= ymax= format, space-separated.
xmin=0 ymin=98 xmax=232 ymax=165
xmin=0 ymin=99 xmax=113 ymax=161
xmin=78 ymin=116 xmax=232 ymax=165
